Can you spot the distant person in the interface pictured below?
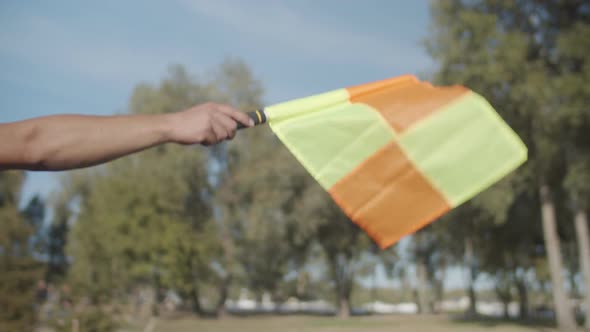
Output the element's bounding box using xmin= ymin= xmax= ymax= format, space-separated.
xmin=0 ymin=103 xmax=253 ymax=171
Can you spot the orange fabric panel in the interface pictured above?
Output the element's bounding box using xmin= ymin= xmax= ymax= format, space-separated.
xmin=329 ymin=142 xmax=451 ymax=248
xmin=346 ymin=75 xmax=417 ymax=97
xmin=348 ymin=81 xmax=468 ymax=133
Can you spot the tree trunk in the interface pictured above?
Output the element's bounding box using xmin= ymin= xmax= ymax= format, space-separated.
xmin=502 ymin=300 xmax=510 ymax=320
xmin=215 ymin=275 xmax=231 ymax=319
xmin=515 ymin=278 xmax=528 ymax=320
xmin=216 ymin=302 xmax=228 ymax=319
xmin=152 ymin=269 xmax=162 ymax=317
xmin=568 ymin=268 xmax=579 ymax=298
xmin=255 ymin=291 xmax=263 ymax=310
xmin=217 ymin=227 xmax=234 ymax=319
xmin=296 ymin=271 xmax=307 ymax=299
xmin=417 ymin=260 xmax=431 ymax=314
xmin=338 ymin=296 xmax=351 ymax=318
xmin=467 ymin=285 xmax=477 ymax=317
xmin=327 ymin=252 xmax=353 ymax=319
xmin=495 ymin=283 xmax=512 ymax=320
xmin=370 ymin=265 xmax=378 ymax=313
xmin=495 ymin=272 xmax=512 ymax=320
xmin=539 ymin=185 xmax=576 ymax=330
xmin=337 ymin=275 xmax=352 ymax=319
xmin=401 ymin=274 xmax=411 ymax=303
xmin=189 ymin=286 xmax=203 ymax=316
xmin=465 ymin=237 xmax=477 ymax=317
xmin=434 ymin=262 xmax=446 ymax=314
xmin=574 ymin=208 xmax=590 ymax=329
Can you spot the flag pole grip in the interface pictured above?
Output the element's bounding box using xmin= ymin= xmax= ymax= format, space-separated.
xmin=237 ymin=109 xmax=266 ymax=130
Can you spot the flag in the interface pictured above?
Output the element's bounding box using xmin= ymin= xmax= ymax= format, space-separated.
xmin=256 ymin=75 xmax=527 ymax=249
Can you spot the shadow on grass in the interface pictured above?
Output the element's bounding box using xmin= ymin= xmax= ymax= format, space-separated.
xmin=158 ymin=307 xmax=380 ymax=322
xmin=449 ymin=313 xmax=556 ymax=331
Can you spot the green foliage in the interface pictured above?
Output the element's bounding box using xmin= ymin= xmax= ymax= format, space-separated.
xmin=556 ymin=20 xmax=590 ymax=208
xmin=50 ymin=307 xmax=118 ymax=332
xmin=425 ymin=0 xmax=590 ymax=326
xmin=311 ymin=192 xmax=374 ymax=316
xmin=67 ymin=146 xmax=211 ymax=301
xmin=218 ymin=139 xmax=319 ymax=301
xmin=56 ymin=58 xmax=384 ymax=321
xmin=60 ymin=59 xmax=271 ymax=319
xmin=0 ymin=171 xmax=46 ymax=331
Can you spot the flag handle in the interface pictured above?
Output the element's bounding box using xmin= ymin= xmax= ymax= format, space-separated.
xmin=237 ymin=109 xmax=267 ymax=130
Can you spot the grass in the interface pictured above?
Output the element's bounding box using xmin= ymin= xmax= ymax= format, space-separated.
xmin=135 ymin=314 xmax=558 ymax=332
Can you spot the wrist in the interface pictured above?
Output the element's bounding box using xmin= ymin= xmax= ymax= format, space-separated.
xmin=156 ymin=113 xmax=176 ymax=144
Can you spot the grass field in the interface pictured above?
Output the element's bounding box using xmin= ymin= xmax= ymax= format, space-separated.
xmin=138 ymin=315 xmax=557 ymax=332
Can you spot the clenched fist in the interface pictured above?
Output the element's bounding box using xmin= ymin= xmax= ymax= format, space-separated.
xmin=166 ymin=102 xmax=254 ymax=145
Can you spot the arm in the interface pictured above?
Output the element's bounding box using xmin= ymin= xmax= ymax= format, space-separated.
xmin=0 ymin=102 xmax=253 ymax=171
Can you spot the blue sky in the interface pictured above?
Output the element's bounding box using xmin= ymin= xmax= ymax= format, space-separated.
xmin=0 ymin=0 xmax=433 ymax=201
xmin=0 ymin=0 xmax=490 ymax=291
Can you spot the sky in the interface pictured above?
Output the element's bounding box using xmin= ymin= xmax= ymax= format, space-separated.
xmin=0 ymin=0 xmax=434 ymax=201
xmin=0 ymin=1 xmax=478 ymax=289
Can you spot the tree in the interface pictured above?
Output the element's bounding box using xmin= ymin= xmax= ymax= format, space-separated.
xmin=431 ymin=204 xmax=489 ymax=317
xmin=46 ymin=172 xmax=91 ymax=282
xmin=301 ymin=183 xmax=373 ymax=318
xmin=65 ymin=66 xmax=220 ymax=316
xmin=556 ymin=18 xmax=590 ymax=328
xmin=479 ymin=191 xmax=544 ymax=320
xmin=46 ymin=207 xmax=69 ymax=281
xmin=62 ymin=60 xmax=267 ymax=321
xmin=407 ymin=229 xmax=443 ymax=314
xmin=424 ymin=1 xmax=589 ymax=328
xmin=203 ymin=58 xmax=296 ymax=316
xmin=65 ymin=139 xmax=214 ymax=312
xmin=0 ymin=171 xmax=46 ymax=331
xmin=565 ymin=159 xmax=590 ymax=327
xmin=221 ymin=146 xmax=315 ymax=308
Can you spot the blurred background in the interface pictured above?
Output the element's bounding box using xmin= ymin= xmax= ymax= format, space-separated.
xmin=1 ymin=1 xmax=589 ymax=331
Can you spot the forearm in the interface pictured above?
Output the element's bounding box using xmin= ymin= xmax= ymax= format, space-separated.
xmin=0 ymin=113 xmax=173 ymax=171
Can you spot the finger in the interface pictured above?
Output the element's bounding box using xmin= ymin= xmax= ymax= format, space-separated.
xmin=202 ymin=133 xmax=213 ymax=146
xmin=210 ymin=118 xmax=229 ymax=142
xmin=203 ymin=128 xmax=217 ymax=146
xmin=215 ymin=104 xmax=254 ymax=127
xmin=213 ymin=112 xmax=237 ymax=139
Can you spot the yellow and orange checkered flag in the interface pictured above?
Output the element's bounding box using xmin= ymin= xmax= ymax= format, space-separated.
xmin=239 ymin=75 xmax=527 ymax=249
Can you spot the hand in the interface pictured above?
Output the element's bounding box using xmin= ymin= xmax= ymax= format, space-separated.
xmin=166 ymin=102 xmax=254 ymax=146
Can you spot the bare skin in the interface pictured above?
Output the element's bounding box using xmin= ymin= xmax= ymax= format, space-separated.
xmin=0 ymin=102 xmax=254 ymax=171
